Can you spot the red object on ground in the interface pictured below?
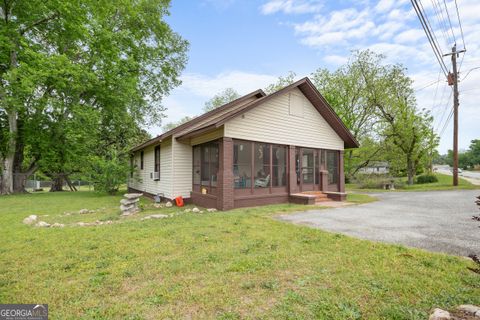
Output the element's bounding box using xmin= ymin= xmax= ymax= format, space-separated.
xmin=175 ymin=196 xmax=184 ymax=207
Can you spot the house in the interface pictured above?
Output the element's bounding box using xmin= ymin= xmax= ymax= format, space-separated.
xmin=358 ymin=162 xmax=390 ymax=174
xmin=128 ymin=77 xmax=359 ymax=210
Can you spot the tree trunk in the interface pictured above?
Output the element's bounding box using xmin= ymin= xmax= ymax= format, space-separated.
xmin=0 ymin=110 xmax=18 ymax=195
xmin=50 ymin=175 xmax=65 ymax=192
xmin=407 ymin=156 xmax=415 ymax=185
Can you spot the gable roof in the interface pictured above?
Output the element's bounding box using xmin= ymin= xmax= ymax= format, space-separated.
xmin=131 ymin=89 xmax=266 ymax=152
xmin=131 ymin=77 xmax=359 ymax=152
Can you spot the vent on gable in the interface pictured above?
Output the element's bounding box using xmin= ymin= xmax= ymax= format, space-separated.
xmin=289 ymin=93 xmax=304 ymax=117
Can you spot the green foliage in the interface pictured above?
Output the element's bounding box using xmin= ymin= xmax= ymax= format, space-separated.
xmin=89 ymin=148 xmax=129 ymax=194
xmin=203 ymin=88 xmax=240 ymax=112
xmin=162 ymin=116 xmax=196 ymax=132
xmin=264 ymin=71 xmax=296 ymax=94
xmin=312 ymin=50 xmax=438 ymax=184
xmin=446 ymin=139 xmax=480 ymax=169
xmin=416 ymin=174 xmax=439 ymax=184
xmin=0 ymin=0 xmax=188 ymax=193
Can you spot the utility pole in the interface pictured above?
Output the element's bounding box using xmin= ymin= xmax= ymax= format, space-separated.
xmin=444 ymin=44 xmax=465 ymax=186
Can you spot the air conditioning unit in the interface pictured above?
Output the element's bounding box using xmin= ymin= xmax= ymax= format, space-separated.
xmin=153 ymin=172 xmax=160 ymax=181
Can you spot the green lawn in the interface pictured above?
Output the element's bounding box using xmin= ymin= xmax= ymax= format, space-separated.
xmin=347 ymin=173 xmax=480 ymax=193
xmin=0 ymin=191 xmax=478 ymax=319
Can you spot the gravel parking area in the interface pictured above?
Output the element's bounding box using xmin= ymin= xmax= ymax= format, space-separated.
xmin=278 ymin=190 xmax=480 ymax=256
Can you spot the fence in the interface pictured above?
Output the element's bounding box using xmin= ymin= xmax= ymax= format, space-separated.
xmin=0 ymin=174 xmax=92 ymax=192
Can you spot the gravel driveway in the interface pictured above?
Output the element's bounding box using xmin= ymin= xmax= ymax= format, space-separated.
xmin=278 ymin=190 xmax=480 ymax=256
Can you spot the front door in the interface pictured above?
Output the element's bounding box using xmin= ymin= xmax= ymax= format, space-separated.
xmin=297 ymin=148 xmax=320 ymax=192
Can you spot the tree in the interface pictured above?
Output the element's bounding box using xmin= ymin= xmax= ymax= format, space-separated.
xmin=311 ymin=52 xmax=379 ymax=179
xmin=359 ymin=55 xmax=437 ymax=184
xmin=0 ymin=0 xmax=188 ymax=194
xmin=162 ymin=116 xmax=195 ymax=132
xmin=203 ymin=88 xmax=240 ymax=112
xmin=264 ymin=71 xmax=296 ymax=94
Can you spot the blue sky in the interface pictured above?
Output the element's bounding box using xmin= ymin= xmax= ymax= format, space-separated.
xmin=151 ymin=0 xmax=480 ymax=154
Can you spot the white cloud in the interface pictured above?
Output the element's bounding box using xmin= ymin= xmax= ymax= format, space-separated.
xmin=179 ymin=71 xmax=277 ymax=98
xmin=323 ymin=54 xmax=349 ymax=66
xmin=260 ymin=0 xmax=323 ymax=15
xmin=394 ymin=29 xmax=426 ymax=44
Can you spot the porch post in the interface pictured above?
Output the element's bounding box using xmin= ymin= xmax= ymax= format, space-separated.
xmin=339 ymin=150 xmax=345 ymax=193
xmin=288 ymin=145 xmax=297 ymax=194
xmin=320 ymin=150 xmax=328 ymax=192
xmin=217 ymin=137 xmax=234 ymax=210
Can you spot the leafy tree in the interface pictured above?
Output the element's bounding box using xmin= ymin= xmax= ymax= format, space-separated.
xmin=0 ymin=0 xmax=188 ymax=194
xmin=162 ymin=116 xmax=195 ymax=132
xmin=203 ymin=88 xmax=240 ymax=113
xmin=359 ymin=56 xmax=437 ymax=184
xmin=264 ymin=71 xmax=296 ymax=94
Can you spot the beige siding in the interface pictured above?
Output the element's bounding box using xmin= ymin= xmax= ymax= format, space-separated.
xmin=128 ymin=138 xmax=174 ymax=199
xmin=224 ymin=88 xmax=344 ymax=150
xmin=172 ymin=139 xmax=192 ymax=198
xmin=190 ymin=127 xmax=224 ymax=146
xmin=175 ymin=97 xmax=257 ymax=136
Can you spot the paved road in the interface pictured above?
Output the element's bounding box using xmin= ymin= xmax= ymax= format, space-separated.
xmin=278 ymin=190 xmax=480 ymax=256
xmin=435 ymin=165 xmax=480 ymax=185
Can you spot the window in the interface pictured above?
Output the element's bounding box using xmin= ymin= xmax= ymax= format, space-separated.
xmin=315 ymin=150 xmax=320 ymax=185
xmin=192 ymin=141 xmax=219 ymax=194
xmin=233 ymin=141 xmax=252 ymax=189
xmin=154 ymin=146 xmax=160 ymax=180
xmin=140 ymin=151 xmax=144 ymax=170
xmin=327 ymin=150 xmax=339 ymax=185
xmin=272 ymin=146 xmax=286 ymax=187
xmin=254 ymin=143 xmax=270 ymax=188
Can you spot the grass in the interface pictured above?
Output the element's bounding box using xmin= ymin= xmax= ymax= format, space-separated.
xmin=0 ymin=191 xmax=479 ymax=319
xmin=346 ymin=193 xmax=378 ymax=204
xmin=347 ymin=173 xmax=480 ymax=193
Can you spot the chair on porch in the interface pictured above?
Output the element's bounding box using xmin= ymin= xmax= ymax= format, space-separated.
xmin=254 ymin=174 xmax=270 ymax=188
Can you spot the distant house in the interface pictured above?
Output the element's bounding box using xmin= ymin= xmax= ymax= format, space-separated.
xmin=128 ymin=77 xmax=359 ymax=210
xmin=358 ymin=162 xmax=390 ymax=174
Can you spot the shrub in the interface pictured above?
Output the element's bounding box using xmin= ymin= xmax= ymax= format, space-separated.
xmin=415 ymin=174 xmax=438 ymax=184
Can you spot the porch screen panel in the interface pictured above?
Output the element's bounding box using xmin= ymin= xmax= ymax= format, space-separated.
xmin=327 ymin=150 xmax=339 ymax=185
xmin=272 ymin=146 xmax=286 ymax=187
xmin=302 ymin=149 xmax=315 ymax=184
xmin=193 ymin=146 xmax=201 ymax=187
xmin=233 ymin=141 xmax=252 ymax=189
xmin=254 ymin=143 xmax=270 ymax=188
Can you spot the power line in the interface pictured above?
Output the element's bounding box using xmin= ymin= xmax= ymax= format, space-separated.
xmin=435 ymin=87 xmax=453 ymax=133
xmin=454 ymin=0 xmax=466 ymax=50
xmin=442 ymin=0 xmax=457 ymax=45
xmin=411 ymin=0 xmax=449 ymax=76
xmin=460 ymin=66 xmax=480 ymax=81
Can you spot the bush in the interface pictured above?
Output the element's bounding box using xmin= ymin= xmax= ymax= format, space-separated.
xmin=415 ymin=174 xmax=438 ymax=184
xmin=354 ymin=174 xmax=393 ymax=189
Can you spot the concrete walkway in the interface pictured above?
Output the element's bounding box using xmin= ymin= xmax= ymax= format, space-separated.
xmin=278 ymin=190 xmax=480 ymax=256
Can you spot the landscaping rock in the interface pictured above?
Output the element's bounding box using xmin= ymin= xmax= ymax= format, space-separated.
xmin=141 ymin=214 xmax=168 ymax=221
xmin=165 ymin=201 xmax=173 ymax=207
xmin=51 ymin=223 xmax=65 ymax=228
xmin=23 ymin=215 xmax=38 ymax=225
xmin=192 ymin=207 xmax=200 ymax=213
xmin=120 ymin=193 xmax=142 ymax=216
xmin=35 ymin=221 xmax=51 ymax=228
xmin=153 ymin=203 xmax=163 ymax=208
xmin=184 ymin=208 xmax=192 ymax=213
xmin=150 ymin=214 xmax=168 ymax=219
xmin=207 ymin=208 xmax=217 ymax=212
xmin=457 ymin=305 xmax=480 ymax=316
xmin=429 ymin=308 xmax=451 ymax=320
xmin=124 ymin=193 xmax=143 ymax=200
xmin=120 ymin=198 xmax=140 ymax=205
xmin=79 ymin=209 xmax=89 ymax=214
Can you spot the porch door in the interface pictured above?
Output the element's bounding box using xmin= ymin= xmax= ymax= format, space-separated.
xmin=300 ymin=148 xmax=316 ymax=191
